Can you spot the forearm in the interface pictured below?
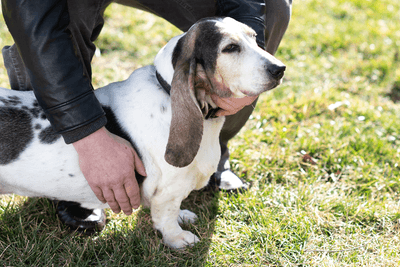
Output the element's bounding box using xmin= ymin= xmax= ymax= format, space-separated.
xmin=2 ymin=0 xmax=106 ymax=143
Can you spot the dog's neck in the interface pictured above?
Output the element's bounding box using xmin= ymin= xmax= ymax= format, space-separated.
xmin=154 ymin=34 xmax=183 ymax=85
xmin=154 ymin=34 xmax=220 ymax=119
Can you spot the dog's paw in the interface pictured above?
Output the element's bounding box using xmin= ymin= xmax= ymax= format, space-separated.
xmin=178 ymin=209 xmax=198 ymax=224
xmin=163 ymin=230 xmax=200 ymax=249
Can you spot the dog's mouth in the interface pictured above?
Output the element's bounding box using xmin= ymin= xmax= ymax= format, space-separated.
xmin=240 ymin=79 xmax=282 ymax=97
xmin=239 ymin=90 xmax=259 ymax=97
xmin=268 ymin=79 xmax=283 ymax=90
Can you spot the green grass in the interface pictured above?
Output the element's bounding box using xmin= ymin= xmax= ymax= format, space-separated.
xmin=1 ymin=0 xmax=400 ymax=266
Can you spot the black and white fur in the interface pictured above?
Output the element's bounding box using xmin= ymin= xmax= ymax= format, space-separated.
xmin=0 ymin=17 xmax=285 ymax=249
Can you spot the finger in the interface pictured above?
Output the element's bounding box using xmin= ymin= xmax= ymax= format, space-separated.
xmin=133 ymin=151 xmax=147 ymax=177
xmin=102 ymin=188 xmax=121 ymax=214
xmin=210 ymin=94 xmax=227 ymax=108
xmin=91 ymin=186 xmax=107 ymax=204
xmin=124 ymin=179 xmax=141 ymax=209
xmin=241 ymin=95 xmax=258 ymax=105
xmin=211 ymin=96 xmax=238 ymax=114
xmin=113 ymin=186 xmax=133 ymax=215
xmin=215 ymin=109 xmax=228 ymax=117
xmin=216 ymin=108 xmax=240 ymax=117
xmin=211 ymin=95 xmax=257 ymax=111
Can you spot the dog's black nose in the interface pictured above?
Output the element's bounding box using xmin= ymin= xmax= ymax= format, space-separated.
xmin=268 ymin=64 xmax=286 ymax=80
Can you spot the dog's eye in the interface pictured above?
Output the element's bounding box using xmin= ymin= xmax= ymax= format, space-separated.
xmin=222 ymin=44 xmax=240 ymax=53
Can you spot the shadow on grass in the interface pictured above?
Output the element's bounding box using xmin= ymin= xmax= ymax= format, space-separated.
xmin=0 ymin=190 xmax=220 ymax=266
xmin=387 ymin=80 xmax=400 ymax=103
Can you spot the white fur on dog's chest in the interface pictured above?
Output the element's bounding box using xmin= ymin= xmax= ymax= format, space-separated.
xmin=192 ymin=118 xmax=224 ymax=189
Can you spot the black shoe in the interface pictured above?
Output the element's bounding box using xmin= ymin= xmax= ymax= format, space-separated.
xmin=207 ymin=169 xmax=249 ymax=193
xmin=53 ymin=200 xmax=106 ymax=235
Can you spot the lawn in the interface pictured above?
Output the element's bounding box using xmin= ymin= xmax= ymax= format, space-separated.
xmin=1 ymin=0 xmax=400 ymax=266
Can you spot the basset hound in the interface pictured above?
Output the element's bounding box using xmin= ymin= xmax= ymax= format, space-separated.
xmin=0 ymin=17 xmax=285 ymax=249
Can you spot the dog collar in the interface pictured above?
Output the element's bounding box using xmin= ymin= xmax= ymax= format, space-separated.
xmin=156 ymin=71 xmax=171 ymax=95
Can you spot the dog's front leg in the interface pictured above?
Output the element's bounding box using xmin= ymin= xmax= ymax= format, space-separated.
xmin=150 ymin=191 xmax=199 ymax=249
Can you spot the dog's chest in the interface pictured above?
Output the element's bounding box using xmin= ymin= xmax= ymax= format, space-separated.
xmin=192 ymin=117 xmax=225 ymax=189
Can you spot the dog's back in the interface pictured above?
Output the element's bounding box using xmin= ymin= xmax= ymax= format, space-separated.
xmin=0 ymin=88 xmax=94 ymax=201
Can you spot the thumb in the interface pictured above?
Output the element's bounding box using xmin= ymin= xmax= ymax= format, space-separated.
xmin=133 ymin=151 xmax=147 ymax=177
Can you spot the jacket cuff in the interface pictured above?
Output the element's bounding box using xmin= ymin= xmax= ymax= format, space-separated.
xmin=62 ymin=115 xmax=107 ymax=144
xmin=42 ymin=90 xmax=107 ymax=144
xmin=43 ymin=90 xmax=105 ymax=132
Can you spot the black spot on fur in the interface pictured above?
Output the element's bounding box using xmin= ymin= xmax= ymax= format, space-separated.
xmin=8 ymin=96 xmax=22 ymax=105
xmin=172 ymin=18 xmax=222 ymax=73
xmin=0 ymin=96 xmax=22 ymax=106
xmin=0 ymin=107 xmax=34 ymax=165
xmin=8 ymin=96 xmax=20 ymax=101
xmin=35 ymin=124 xmax=42 ymax=130
xmin=29 ymin=107 xmax=41 ymax=118
xmin=103 ymin=106 xmax=145 ymax=184
xmin=20 ymin=104 xmax=42 ymax=118
xmin=68 ymin=174 xmax=75 ymax=177
xmin=41 ymin=113 xmax=47 ymax=120
xmin=39 ymin=126 xmax=61 ymax=144
xmin=160 ymin=104 xmax=167 ymax=114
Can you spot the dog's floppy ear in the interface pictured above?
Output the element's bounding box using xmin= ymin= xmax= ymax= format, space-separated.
xmin=164 ymin=33 xmax=205 ymax=168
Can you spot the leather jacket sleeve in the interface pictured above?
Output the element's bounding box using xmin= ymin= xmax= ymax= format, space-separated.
xmin=2 ymin=0 xmax=106 ymax=144
xmin=216 ymin=0 xmax=266 ymax=48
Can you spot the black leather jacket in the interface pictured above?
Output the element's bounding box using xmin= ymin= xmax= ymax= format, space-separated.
xmin=2 ymin=0 xmax=266 ymax=144
xmin=217 ymin=0 xmax=266 ymax=48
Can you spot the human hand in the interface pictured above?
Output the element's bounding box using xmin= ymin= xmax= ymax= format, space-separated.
xmin=210 ymin=94 xmax=258 ymax=117
xmin=73 ymin=127 xmax=146 ymax=215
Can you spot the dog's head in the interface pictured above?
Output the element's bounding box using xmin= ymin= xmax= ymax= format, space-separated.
xmin=155 ymin=17 xmax=286 ymax=168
